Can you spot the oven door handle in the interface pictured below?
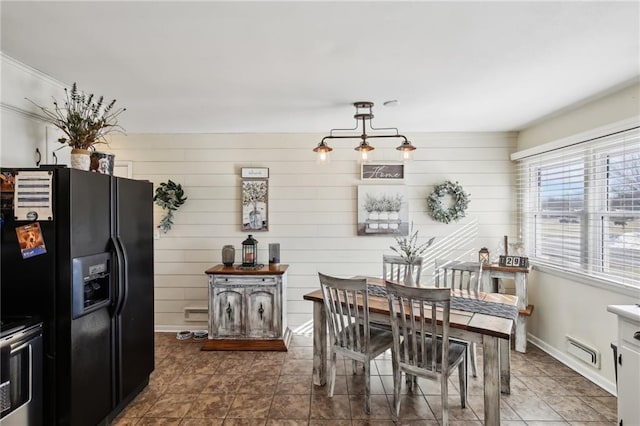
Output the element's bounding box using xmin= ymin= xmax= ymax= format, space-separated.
xmin=9 ymin=340 xmax=31 ymax=355
xmin=0 ymin=324 xmax=42 ymax=351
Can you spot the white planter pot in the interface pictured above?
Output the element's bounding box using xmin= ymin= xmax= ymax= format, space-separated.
xmin=368 ymin=212 xmax=379 ymax=220
xmin=70 ymin=149 xmax=91 ymax=171
xmin=379 ymin=211 xmax=389 ymax=220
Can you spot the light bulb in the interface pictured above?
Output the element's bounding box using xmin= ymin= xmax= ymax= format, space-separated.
xmin=401 ymin=149 xmax=412 ymax=162
xmin=317 ymin=151 xmax=330 ymax=164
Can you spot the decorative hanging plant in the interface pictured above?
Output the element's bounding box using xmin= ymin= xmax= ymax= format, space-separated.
xmin=426 ymin=180 xmax=470 ymax=224
xmin=154 ymin=180 xmax=187 ymax=233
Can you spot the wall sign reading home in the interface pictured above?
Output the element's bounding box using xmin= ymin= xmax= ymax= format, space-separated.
xmin=361 ymin=163 xmax=404 ymax=181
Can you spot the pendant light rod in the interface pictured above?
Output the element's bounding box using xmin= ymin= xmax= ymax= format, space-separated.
xmin=314 ymin=101 xmax=417 ymax=163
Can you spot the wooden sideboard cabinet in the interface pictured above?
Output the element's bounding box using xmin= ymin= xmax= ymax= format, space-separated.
xmin=607 ymin=304 xmax=640 ymax=426
xmin=205 ymin=264 xmax=290 ymax=348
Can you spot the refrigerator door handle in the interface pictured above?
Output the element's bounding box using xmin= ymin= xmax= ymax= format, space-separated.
xmin=111 ymin=236 xmax=128 ymax=315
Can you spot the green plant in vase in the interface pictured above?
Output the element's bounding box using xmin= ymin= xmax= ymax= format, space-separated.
xmin=390 ymin=222 xmax=435 ymax=286
xmin=391 ymin=222 xmax=435 ymax=263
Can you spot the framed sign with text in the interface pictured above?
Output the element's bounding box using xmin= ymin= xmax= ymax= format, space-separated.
xmin=241 ymin=167 xmax=269 ymax=179
xmin=361 ymin=163 xmax=404 ymax=181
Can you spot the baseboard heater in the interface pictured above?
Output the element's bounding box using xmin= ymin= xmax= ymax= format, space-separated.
xmin=566 ymin=335 xmax=600 ymax=368
xmin=184 ymin=306 xmax=208 ymax=322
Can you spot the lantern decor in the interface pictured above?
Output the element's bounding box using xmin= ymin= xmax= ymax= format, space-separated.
xmin=478 ymin=247 xmax=490 ymax=265
xmin=241 ymin=234 xmax=258 ymax=267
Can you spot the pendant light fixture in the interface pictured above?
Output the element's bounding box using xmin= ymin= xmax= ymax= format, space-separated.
xmin=313 ymin=101 xmax=416 ymax=164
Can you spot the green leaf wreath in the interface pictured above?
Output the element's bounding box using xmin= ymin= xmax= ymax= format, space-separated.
xmin=426 ymin=180 xmax=470 ymax=224
xmin=153 ymin=180 xmax=187 ymax=233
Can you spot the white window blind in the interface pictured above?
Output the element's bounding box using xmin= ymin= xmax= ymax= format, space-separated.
xmin=516 ymin=127 xmax=640 ymax=288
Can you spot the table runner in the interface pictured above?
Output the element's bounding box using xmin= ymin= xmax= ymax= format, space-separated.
xmin=367 ymin=284 xmax=518 ymax=322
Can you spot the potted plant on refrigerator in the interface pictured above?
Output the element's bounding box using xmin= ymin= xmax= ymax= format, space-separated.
xmin=26 ymin=82 xmax=126 ymax=171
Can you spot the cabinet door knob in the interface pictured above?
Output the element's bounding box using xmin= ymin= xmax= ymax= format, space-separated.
xmin=226 ymin=303 xmax=232 ymax=320
xmin=634 ymin=331 xmax=640 ymax=341
xmin=258 ymin=303 xmax=264 ymax=320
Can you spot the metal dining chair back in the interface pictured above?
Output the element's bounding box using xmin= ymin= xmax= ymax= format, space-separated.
xmin=383 ymin=254 xmax=423 ymax=286
xmin=385 ymin=281 xmax=467 ymax=424
xmin=318 ymin=272 xmax=394 ymax=414
xmin=434 ymin=259 xmax=483 ymax=377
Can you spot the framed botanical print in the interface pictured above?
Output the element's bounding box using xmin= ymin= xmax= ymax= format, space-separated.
xmin=242 ymin=179 xmax=268 ymax=231
xmin=357 ymin=185 xmax=409 ymax=236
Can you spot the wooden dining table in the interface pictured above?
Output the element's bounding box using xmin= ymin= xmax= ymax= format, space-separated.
xmin=303 ymin=277 xmax=518 ymax=426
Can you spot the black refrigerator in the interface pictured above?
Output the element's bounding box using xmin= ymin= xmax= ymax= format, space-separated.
xmin=0 ymin=167 xmax=154 ymax=425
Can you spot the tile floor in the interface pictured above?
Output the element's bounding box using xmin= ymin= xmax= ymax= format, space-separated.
xmin=112 ymin=332 xmax=617 ymax=425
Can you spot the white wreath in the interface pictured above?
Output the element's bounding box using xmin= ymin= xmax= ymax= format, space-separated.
xmin=427 ymin=181 xmax=470 ymax=224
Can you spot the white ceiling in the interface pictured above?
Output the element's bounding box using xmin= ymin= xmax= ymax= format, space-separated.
xmin=1 ymin=1 xmax=638 ymax=134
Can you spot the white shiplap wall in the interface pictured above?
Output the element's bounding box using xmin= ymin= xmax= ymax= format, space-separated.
xmin=107 ymin=132 xmax=518 ymax=330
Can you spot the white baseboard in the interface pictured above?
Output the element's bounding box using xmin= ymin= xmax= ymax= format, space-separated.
xmin=528 ymin=334 xmax=617 ymax=396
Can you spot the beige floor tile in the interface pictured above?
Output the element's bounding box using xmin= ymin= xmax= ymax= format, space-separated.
xmin=269 ymin=394 xmax=311 ymax=419
xmin=226 ymin=394 xmax=273 ymax=419
xmin=541 ymin=395 xmax=608 ymax=422
xmin=184 ymin=393 xmax=235 ymax=419
xmin=309 ymin=393 xmax=352 ymax=419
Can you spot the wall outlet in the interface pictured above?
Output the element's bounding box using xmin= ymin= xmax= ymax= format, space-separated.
xmin=153 ymin=230 xmax=160 ymax=240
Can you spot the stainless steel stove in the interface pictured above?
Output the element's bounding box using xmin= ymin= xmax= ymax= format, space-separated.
xmin=0 ymin=315 xmax=43 ymax=425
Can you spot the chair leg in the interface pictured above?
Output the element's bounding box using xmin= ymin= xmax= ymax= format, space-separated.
xmin=441 ymin=373 xmax=449 ymax=425
xmin=364 ymin=360 xmax=371 ymax=414
xmin=328 ymin=351 xmax=337 ymax=397
xmin=458 ymin=357 xmax=467 ymax=408
xmin=393 ymin=369 xmax=402 ymax=420
xmin=470 ymin=342 xmax=478 ymax=378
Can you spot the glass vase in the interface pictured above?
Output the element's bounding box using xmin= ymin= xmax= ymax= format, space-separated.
xmin=222 ymin=245 xmax=235 ymax=267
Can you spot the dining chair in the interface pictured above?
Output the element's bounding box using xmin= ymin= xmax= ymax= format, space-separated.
xmin=318 ymin=272 xmax=394 ymax=414
xmin=434 ymin=259 xmax=483 ymax=377
xmin=383 ymin=254 xmax=423 ymax=286
xmin=385 ymin=281 xmax=467 ymax=424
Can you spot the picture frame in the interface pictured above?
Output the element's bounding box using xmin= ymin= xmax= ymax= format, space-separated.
xmin=241 ymin=167 xmax=269 ymax=179
xmin=361 ymin=162 xmax=404 ymax=181
xmin=242 ymin=179 xmax=268 ymax=232
xmin=357 ymin=185 xmax=409 ymax=236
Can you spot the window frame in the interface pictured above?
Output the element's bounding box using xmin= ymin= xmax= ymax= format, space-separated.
xmin=517 ymin=126 xmax=640 ymax=292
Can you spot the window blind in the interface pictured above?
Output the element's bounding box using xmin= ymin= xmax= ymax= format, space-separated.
xmin=516 ymin=127 xmax=640 ymax=288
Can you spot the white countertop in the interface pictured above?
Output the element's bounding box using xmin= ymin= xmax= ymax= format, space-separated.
xmin=607 ymin=304 xmax=640 ymax=323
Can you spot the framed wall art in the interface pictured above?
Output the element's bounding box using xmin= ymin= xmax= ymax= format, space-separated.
xmin=361 ymin=162 xmax=404 ymax=181
xmin=357 ymin=185 xmax=409 ymax=236
xmin=242 ymin=179 xmax=268 ymax=231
